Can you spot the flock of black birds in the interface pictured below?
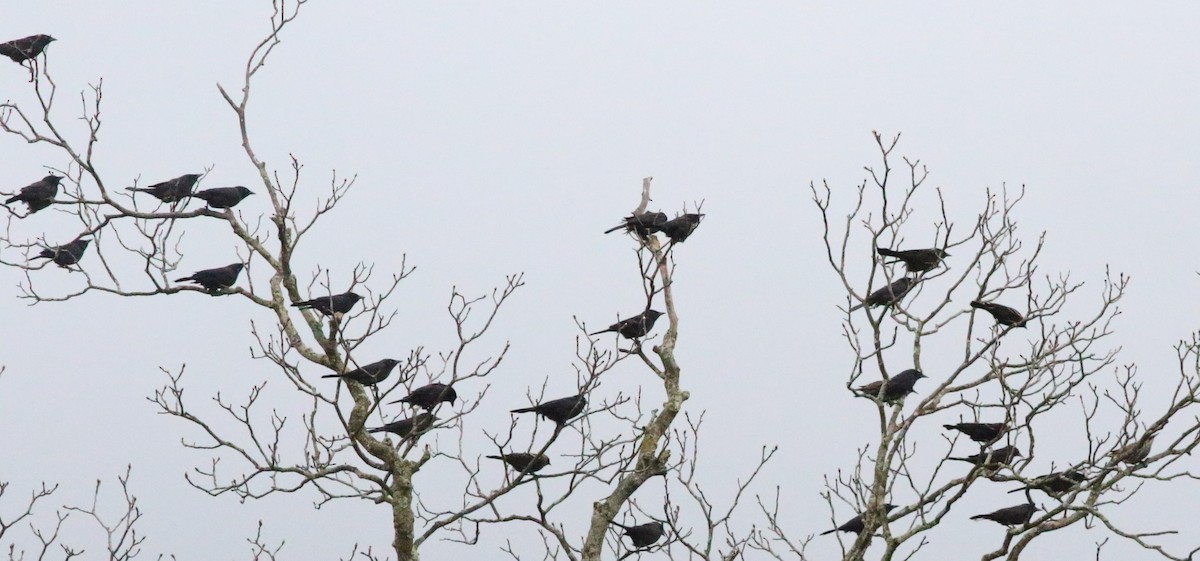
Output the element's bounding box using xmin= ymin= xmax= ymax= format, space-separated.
xmin=825 ymin=245 xmax=1148 ymax=539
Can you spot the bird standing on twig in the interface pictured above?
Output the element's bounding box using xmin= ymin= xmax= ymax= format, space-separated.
xmin=820 ymin=504 xmax=898 ymax=536
xmin=611 ymin=521 xmax=665 ymax=548
xmin=1 ymin=34 xmax=55 ymax=80
xmin=193 ymin=186 xmax=254 ymax=209
xmin=5 ymin=175 xmax=62 ymax=214
xmin=512 ymin=394 xmax=587 ymax=425
xmin=849 ymin=277 xmax=917 ymax=312
xmin=971 ymin=300 xmax=1027 ymax=328
xmin=854 ymin=369 xmax=926 ymax=403
xmin=1008 ymin=471 xmax=1086 ymax=497
xmin=390 ymin=383 xmax=457 ymax=410
xmin=970 ymin=503 xmax=1036 ymax=526
xmin=126 ymin=174 xmax=200 ymax=204
xmin=876 ymin=247 xmax=948 ymax=273
xmin=1111 ymin=434 xmax=1154 ymax=465
xmin=487 ymin=453 xmax=550 ymax=473
xmin=176 ymin=263 xmax=244 ymax=294
xmin=950 ymin=445 xmax=1022 ymax=469
xmin=321 ymin=358 xmax=401 ymax=386
xmin=590 ymin=309 xmax=664 ymax=339
xmin=943 ymin=422 xmax=1007 ymax=444
xmin=605 ymin=211 xmax=667 ymax=237
xmin=659 ymin=213 xmax=704 ymax=243
xmin=367 ymin=413 xmax=437 ymax=439
xmin=31 ymin=238 xmax=90 ymax=268
xmin=293 ymin=291 xmax=362 ymax=316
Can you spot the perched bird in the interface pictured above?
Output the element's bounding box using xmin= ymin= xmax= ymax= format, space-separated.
xmin=5 ymin=174 xmax=62 ymax=214
xmin=970 ymin=503 xmax=1036 ymax=526
xmin=175 ymin=263 xmax=244 ymax=294
xmin=32 ymin=238 xmax=90 ymax=267
xmin=950 ymin=445 xmax=1022 ymax=469
xmin=849 ymin=277 xmax=917 ymax=312
xmin=1008 ymin=471 xmax=1086 ymax=497
xmin=855 ymin=369 xmax=926 ymax=403
xmin=876 ymin=247 xmax=948 ymax=273
xmin=126 ymin=174 xmax=200 ymax=203
xmin=0 ymin=35 xmax=55 ymax=64
xmin=321 ymin=358 xmax=401 ymax=386
xmin=1111 ymin=434 xmax=1154 ymax=465
xmin=971 ymin=300 xmax=1027 ymax=328
xmin=589 ymin=309 xmax=664 ymax=339
xmin=487 ymin=453 xmax=550 ymax=473
xmin=367 ymin=413 xmax=437 ymax=439
xmin=819 ymin=504 xmax=898 ymax=536
xmin=192 ymin=186 xmax=254 ymax=209
xmin=390 ymin=383 xmax=457 ymax=410
xmin=292 ymin=291 xmax=362 ymax=316
xmin=944 ymin=422 xmax=1007 ymax=444
xmin=605 ymin=211 xmax=667 ymax=236
xmin=512 ymin=394 xmax=587 ymax=425
xmin=659 ymin=213 xmax=704 ymax=243
xmin=611 ymin=521 xmax=665 ymax=548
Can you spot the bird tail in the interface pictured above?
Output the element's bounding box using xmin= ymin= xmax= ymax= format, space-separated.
xmin=291 ymin=302 xmax=310 ymax=308
xmin=942 ymin=424 xmax=957 ymax=431
xmin=876 ymin=248 xmax=901 ymax=258
xmin=4 ymin=195 xmax=20 ymax=204
xmin=947 ymin=457 xmax=971 ymax=463
xmin=485 ymin=455 xmax=504 ymax=461
xmin=969 ymin=514 xmax=988 ymax=520
xmin=511 ymin=406 xmax=538 ymax=414
xmin=175 ymin=276 xmax=193 ymax=282
xmin=126 ymin=187 xmax=152 ymax=194
xmin=1006 ymin=487 xmax=1023 ymax=494
xmin=818 ymin=528 xmax=837 ymax=536
xmin=366 ymin=427 xmax=385 ymax=433
xmin=603 ymin=224 xmax=625 ymax=234
xmin=609 ymin=521 xmax=632 ymax=531
xmin=588 ymin=328 xmax=612 ymax=336
xmin=320 ymin=374 xmax=341 ymax=379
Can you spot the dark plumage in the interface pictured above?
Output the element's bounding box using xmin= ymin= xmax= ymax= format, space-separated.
xmin=819 ymin=504 xmax=898 ymax=536
xmin=367 ymin=413 xmax=437 ymax=439
xmin=512 ymin=394 xmax=587 ymax=425
xmin=855 ymin=369 xmax=926 ymax=403
xmin=321 ymin=358 xmax=401 ymax=386
xmin=487 ymin=453 xmax=550 ymax=473
xmin=659 ymin=213 xmax=704 ymax=243
xmin=605 ymin=211 xmax=667 ymax=236
xmin=32 ymin=238 xmax=90 ymax=267
xmin=0 ymin=35 xmax=55 ymax=63
xmin=944 ymin=422 xmax=1007 ymax=444
xmin=611 ymin=521 xmax=665 ymax=548
xmin=971 ymin=300 xmax=1026 ymax=328
xmin=292 ymin=291 xmax=362 ymax=316
xmin=193 ymin=186 xmax=254 ymax=209
xmin=876 ymin=247 xmax=948 ymax=273
xmin=1008 ymin=471 xmax=1086 ymax=497
xmin=175 ymin=263 xmax=243 ymax=293
xmin=950 ymin=445 xmax=1022 ymax=469
xmin=589 ymin=309 xmax=664 ymax=339
xmin=849 ymin=277 xmax=917 ymax=312
xmin=126 ymin=174 xmax=200 ymax=203
xmin=1112 ymin=434 xmax=1154 ymax=465
xmin=5 ymin=175 xmax=62 ymax=214
xmin=970 ymin=503 xmax=1036 ymax=526
xmin=390 ymin=383 xmax=458 ymax=410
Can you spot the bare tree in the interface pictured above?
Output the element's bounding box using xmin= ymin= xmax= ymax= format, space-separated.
xmin=1 ymin=3 xmax=770 ymax=560
xmin=749 ymin=132 xmax=1200 ymax=561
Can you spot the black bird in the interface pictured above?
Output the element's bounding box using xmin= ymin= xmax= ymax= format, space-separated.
xmin=0 ymin=35 xmax=55 ymax=64
xmin=1112 ymin=434 xmax=1154 ymax=465
xmin=175 ymin=263 xmax=244 ymax=293
xmin=950 ymin=445 xmax=1022 ymax=469
xmin=487 ymin=453 xmax=550 ymax=473
xmin=126 ymin=174 xmax=200 ymax=204
xmin=659 ymin=213 xmax=704 ymax=243
xmin=971 ymin=300 xmax=1027 ymax=328
xmin=849 ymin=277 xmax=917 ymax=312
xmin=820 ymin=504 xmax=898 ymax=536
xmin=5 ymin=175 xmax=62 ymax=214
xmin=1008 ymin=471 xmax=1086 ymax=497
xmin=193 ymin=186 xmax=254 ymax=209
xmin=855 ymin=369 xmax=926 ymax=403
xmin=367 ymin=413 xmax=437 ymax=439
xmin=970 ymin=503 xmax=1036 ymax=526
xmin=589 ymin=309 xmax=664 ymax=339
xmin=611 ymin=521 xmax=665 ymax=548
xmin=512 ymin=394 xmax=587 ymax=425
xmin=321 ymin=358 xmax=401 ymax=386
xmin=605 ymin=211 xmax=667 ymax=236
xmin=944 ymin=422 xmax=1008 ymax=444
xmin=390 ymin=383 xmax=457 ymax=410
xmin=876 ymin=247 xmax=948 ymax=273
xmin=32 ymin=238 xmax=90 ymax=267
xmin=292 ymin=291 xmax=362 ymax=316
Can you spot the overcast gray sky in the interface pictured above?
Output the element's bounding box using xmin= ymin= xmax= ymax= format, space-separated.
xmin=3 ymin=2 xmax=1200 ymax=559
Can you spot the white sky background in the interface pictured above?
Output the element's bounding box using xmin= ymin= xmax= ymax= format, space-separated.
xmin=3 ymin=1 xmax=1200 ymax=559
